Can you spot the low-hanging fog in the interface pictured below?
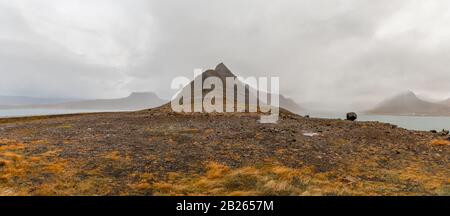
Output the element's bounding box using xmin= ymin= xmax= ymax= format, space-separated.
xmin=1 ymin=0 xmax=450 ymax=111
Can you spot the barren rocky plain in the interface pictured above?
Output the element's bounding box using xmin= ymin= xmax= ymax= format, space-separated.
xmin=0 ymin=104 xmax=449 ymax=196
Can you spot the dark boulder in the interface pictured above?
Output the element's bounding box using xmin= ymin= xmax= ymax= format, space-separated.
xmin=346 ymin=112 xmax=358 ymax=121
xmin=430 ymin=130 xmax=437 ymax=133
xmin=440 ymin=129 xmax=449 ymax=136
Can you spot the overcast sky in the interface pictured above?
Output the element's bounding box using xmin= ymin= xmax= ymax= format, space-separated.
xmin=1 ymin=0 xmax=450 ymax=110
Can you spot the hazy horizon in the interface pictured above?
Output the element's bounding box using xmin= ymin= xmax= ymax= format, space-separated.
xmin=1 ymin=0 xmax=450 ymax=111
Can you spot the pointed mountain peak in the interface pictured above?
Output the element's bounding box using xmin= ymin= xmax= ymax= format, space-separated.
xmin=403 ymin=90 xmax=416 ymax=96
xmin=215 ymin=62 xmax=227 ymax=70
xmin=214 ymin=62 xmax=236 ymax=78
xmin=398 ymin=90 xmax=419 ymax=99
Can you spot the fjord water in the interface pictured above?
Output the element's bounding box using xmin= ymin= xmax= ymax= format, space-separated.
xmin=358 ymin=115 xmax=450 ymax=131
xmin=301 ymin=112 xmax=450 ymax=131
xmin=0 ymin=109 xmax=118 ymax=118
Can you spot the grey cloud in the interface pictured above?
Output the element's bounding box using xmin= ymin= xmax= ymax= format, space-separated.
xmin=1 ymin=0 xmax=449 ymax=110
xmin=0 ymin=2 xmax=127 ymax=98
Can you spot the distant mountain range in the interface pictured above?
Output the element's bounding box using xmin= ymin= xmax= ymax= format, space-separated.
xmin=0 ymin=92 xmax=166 ymax=111
xmin=367 ymin=91 xmax=450 ymax=116
xmin=0 ymin=63 xmax=310 ymax=114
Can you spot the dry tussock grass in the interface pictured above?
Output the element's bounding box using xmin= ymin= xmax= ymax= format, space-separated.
xmin=1 ymin=134 xmax=447 ymax=196
xmin=0 ymin=138 xmax=113 ymax=196
xmin=152 ymin=162 xmax=316 ymax=196
xmin=430 ymin=139 xmax=450 ymax=146
xmin=0 ymin=139 xmax=72 ymax=195
xmin=151 ymin=161 xmax=450 ymax=196
xmin=103 ymin=151 xmax=122 ymax=161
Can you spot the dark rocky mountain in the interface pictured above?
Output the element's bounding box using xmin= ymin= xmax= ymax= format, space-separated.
xmin=171 ymin=63 xmax=302 ymax=113
xmin=172 ymin=63 xmax=245 ymax=109
xmin=367 ymin=91 xmax=450 ymax=116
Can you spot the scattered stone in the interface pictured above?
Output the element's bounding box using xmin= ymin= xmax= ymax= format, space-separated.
xmin=346 ymin=112 xmax=358 ymax=121
xmin=391 ymin=125 xmax=398 ymax=129
xmin=305 ymin=115 xmax=310 ymax=118
xmin=303 ymin=132 xmax=319 ymax=137
xmin=439 ymin=129 xmax=449 ymax=136
xmin=430 ymin=130 xmax=437 ymax=133
xmin=344 ymin=176 xmax=357 ymax=183
xmin=0 ymin=160 xmax=6 ymax=167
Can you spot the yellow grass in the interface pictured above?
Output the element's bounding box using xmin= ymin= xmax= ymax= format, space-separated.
xmin=151 ymin=161 xmax=450 ymax=196
xmin=1 ymin=135 xmax=448 ymax=196
xmin=431 ymin=139 xmax=450 ymax=146
xmin=0 ymin=138 xmax=77 ymax=195
xmin=103 ymin=151 xmax=121 ymax=161
xmin=152 ymin=162 xmax=316 ymax=196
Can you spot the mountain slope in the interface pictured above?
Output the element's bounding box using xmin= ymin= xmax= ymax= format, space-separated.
xmin=279 ymin=95 xmax=303 ymax=114
xmin=367 ymin=91 xmax=450 ymax=116
xmin=170 ymin=63 xmax=302 ymax=113
xmin=439 ymin=98 xmax=450 ymax=106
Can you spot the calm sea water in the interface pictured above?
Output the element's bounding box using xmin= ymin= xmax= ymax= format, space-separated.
xmin=0 ymin=109 xmax=449 ymax=131
xmin=301 ymin=111 xmax=450 ymax=131
xmin=0 ymin=109 xmax=117 ymax=118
